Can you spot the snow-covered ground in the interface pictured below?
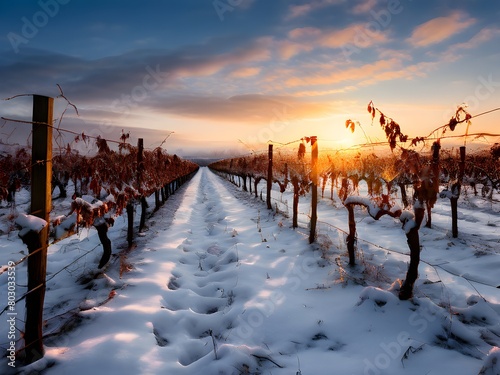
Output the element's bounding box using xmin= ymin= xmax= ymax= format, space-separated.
xmin=1 ymin=167 xmax=499 ymax=374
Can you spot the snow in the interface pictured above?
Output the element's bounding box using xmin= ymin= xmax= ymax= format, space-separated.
xmin=344 ymin=196 xmax=374 ymax=207
xmin=390 ymin=203 xmax=402 ymax=214
xmin=14 ymin=214 xmax=47 ymax=236
xmin=0 ymin=167 xmax=499 ymax=374
xmin=399 ymin=210 xmax=417 ymax=234
xmin=52 ymin=212 xmax=77 ymax=240
xmin=479 ymin=347 xmax=500 ymax=374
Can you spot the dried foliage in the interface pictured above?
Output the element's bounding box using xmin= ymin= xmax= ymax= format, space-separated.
xmin=0 ymin=146 xmax=31 ymax=202
xmin=345 ymin=119 xmax=356 ymax=134
xmin=367 ymin=101 xmax=408 ymax=150
xmin=1 ymin=135 xmax=198 ymax=231
xmin=297 ymin=142 xmax=306 ymax=160
xmin=445 ymin=106 xmax=471 ymax=133
xmin=490 ymin=143 xmax=500 ymax=160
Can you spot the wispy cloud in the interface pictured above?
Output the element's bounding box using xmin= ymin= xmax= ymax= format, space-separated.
xmin=287 ymin=27 xmax=322 ymax=40
xmin=286 ymin=0 xmax=344 ymax=20
xmin=0 ymin=35 xmax=273 ymax=102
xmin=319 ymin=23 xmax=389 ymax=48
xmin=351 ymin=0 xmax=378 ymax=15
xmin=437 ymin=27 xmax=500 ymax=62
xmin=284 ymin=57 xmax=436 ymax=89
xmin=147 ymin=94 xmax=334 ymax=123
xmin=276 ymin=40 xmax=314 ymax=59
xmin=357 ymin=61 xmax=437 ymax=86
xmin=285 ymin=23 xmax=389 ymax=58
xmin=289 ymin=87 xmax=356 ymax=98
xmin=229 ymin=67 xmax=261 ymax=78
xmin=408 ymin=11 xmax=476 ymax=47
xmin=449 ymin=26 xmax=500 ymax=50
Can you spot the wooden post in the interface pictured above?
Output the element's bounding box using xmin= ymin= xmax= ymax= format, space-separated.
xmin=137 ymin=138 xmax=144 ymax=186
xmin=346 ymin=204 xmax=356 ymax=265
xmin=163 ymin=184 xmax=169 ymax=201
xmin=24 ymin=95 xmax=53 ymax=363
xmin=154 ymin=190 xmax=161 ymax=211
xmin=266 ymin=144 xmax=273 ymax=210
xmin=126 ymin=202 xmax=134 ymax=247
xmin=137 ymin=139 xmax=147 ymax=232
xmin=459 ymin=146 xmax=466 ymax=179
xmin=139 ymin=195 xmax=148 ymax=232
xmin=451 ymin=146 xmax=466 ymax=238
xmin=291 ymin=176 xmax=299 ymax=229
xmin=309 ymin=136 xmax=318 ymax=244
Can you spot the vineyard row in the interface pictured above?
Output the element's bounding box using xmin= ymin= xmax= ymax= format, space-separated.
xmin=0 ymin=94 xmax=199 ymax=363
xmin=208 ymin=137 xmax=499 ymax=301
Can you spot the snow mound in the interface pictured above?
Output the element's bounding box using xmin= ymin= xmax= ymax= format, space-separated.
xmin=15 ymin=213 xmax=47 ymax=236
xmin=478 ymin=347 xmax=500 ymax=375
xmin=358 ymin=286 xmax=399 ymax=308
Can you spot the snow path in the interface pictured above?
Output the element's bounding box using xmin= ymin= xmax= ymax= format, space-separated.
xmin=40 ymin=167 xmax=333 ymax=374
xmin=11 ymin=167 xmax=495 ymax=375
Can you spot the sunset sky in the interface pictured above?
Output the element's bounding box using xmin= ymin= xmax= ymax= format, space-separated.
xmin=0 ymin=0 xmax=499 ymax=157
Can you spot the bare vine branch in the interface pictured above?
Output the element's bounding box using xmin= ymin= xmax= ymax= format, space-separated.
xmin=56 ymin=84 xmax=79 ymax=116
xmin=3 ymin=93 xmax=34 ymax=101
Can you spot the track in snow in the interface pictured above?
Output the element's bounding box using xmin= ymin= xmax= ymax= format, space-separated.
xmin=42 ymin=166 xmax=313 ymax=375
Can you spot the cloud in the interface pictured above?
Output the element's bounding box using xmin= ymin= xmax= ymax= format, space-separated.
xmin=0 ymin=35 xmax=273 ymax=104
xmin=447 ymin=26 xmax=500 ymax=50
xmin=286 ymin=0 xmax=344 ymax=20
xmin=285 ymin=58 xmax=397 ymax=87
xmin=351 ymin=0 xmax=378 ymax=15
xmin=285 ymin=0 xmax=390 ymax=24
xmin=286 ymin=4 xmax=314 ymax=20
xmin=229 ymin=67 xmax=261 ymax=78
xmin=319 ymin=23 xmax=388 ymax=48
xmin=289 ymin=87 xmax=356 ymax=97
xmin=357 ymin=61 xmax=437 ymax=86
xmin=284 ymin=57 xmax=436 ymax=88
xmin=290 ymin=23 xmax=389 ymax=47
xmin=288 ymin=27 xmax=322 ymax=40
xmin=283 ymin=23 xmax=389 ymax=59
xmin=436 ymin=27 xmax=500 ymax=62
xmin=147 ymin=94 xmax=335 ymax=123
xmin=276 ymin=40 xmax=314 ymax=59
xmin=408 ymin=11 xmax=476 ymax=47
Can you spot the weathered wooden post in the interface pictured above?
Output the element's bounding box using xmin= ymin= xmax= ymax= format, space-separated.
xmin=126 ymin=201 xmax=134 ymax=247
xmin=309 ymin=136 xmax=318 ymax=244
xmin=291 ymin=173 xmax=300 ymax=229
xmin=266 ymin=144 xmax=273 ymax=210
xmin=346 ymin=204 xmax=356 ymax=265
xmin=451 ymin=146 xmax=466 ymax=238
xmin=137 ymin=139 xmax=148 ymax=232
xmin=24 ymin=95 xmax=53 ymax=363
